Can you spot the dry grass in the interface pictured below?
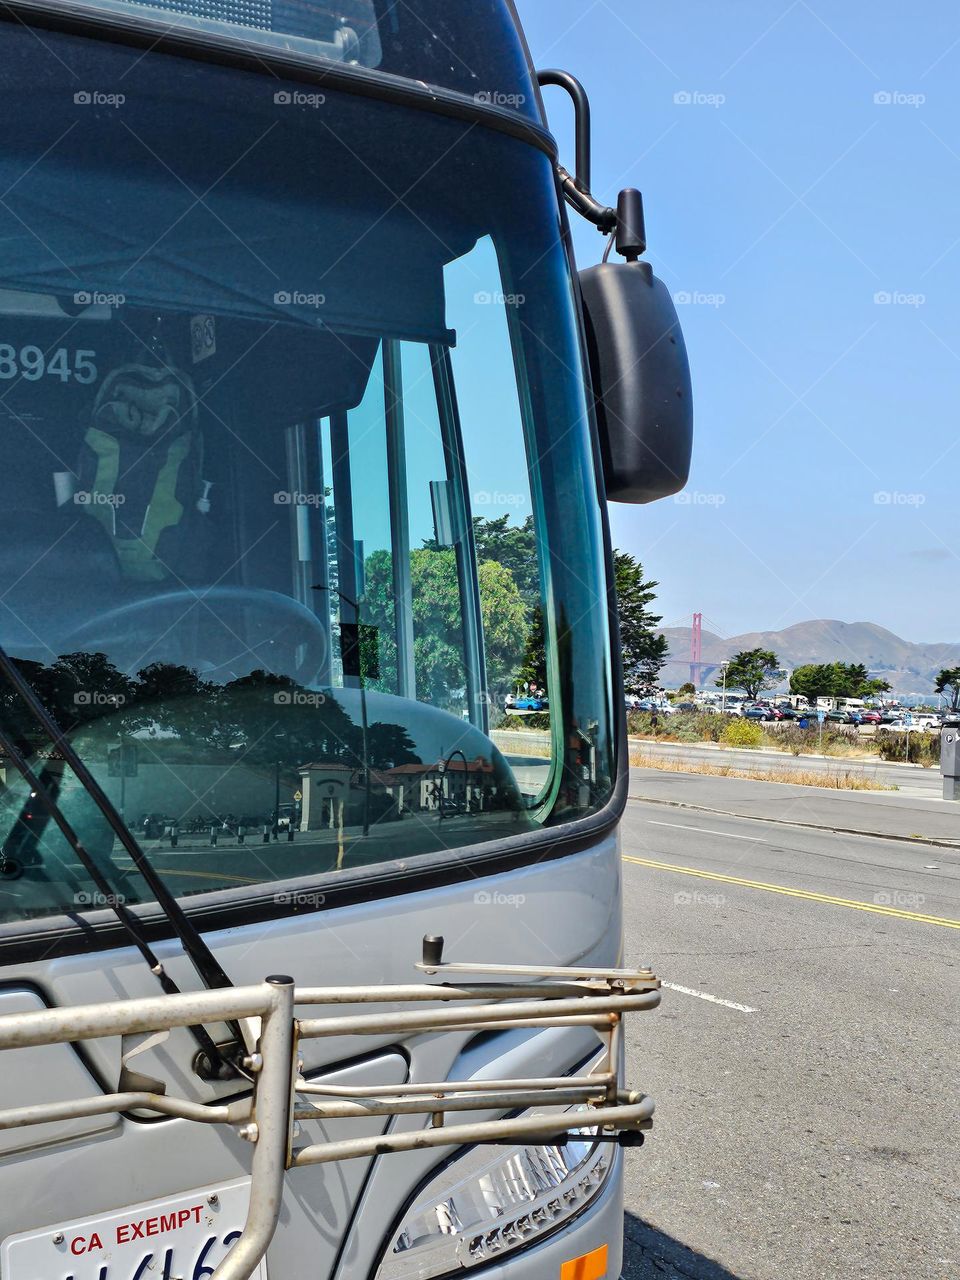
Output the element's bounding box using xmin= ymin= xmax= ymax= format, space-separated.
xmin=628 ymin=749 xmax=897 ymax=791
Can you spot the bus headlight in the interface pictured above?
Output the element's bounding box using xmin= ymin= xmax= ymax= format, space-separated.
xmin=374 ymin=1112 xmax=613 ymax=1280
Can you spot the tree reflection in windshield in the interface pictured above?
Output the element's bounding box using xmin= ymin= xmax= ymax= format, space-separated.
xmin=0 ymin=652 xmax=528 ymax=916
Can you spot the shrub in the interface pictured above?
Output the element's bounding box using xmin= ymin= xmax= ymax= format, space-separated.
xmin=668 ymin=715 xmax=703 ymax=743
xmin=498 ymin=713 xmax=551 ymax=731
xmin=693 ymin=712 xmax=727 ymax=743
xmin=626 ymin=710 xmax=727 ymax=742
xmin=876 ymin=731 xmax=941 ymax=768
xmin=721 ymin=718 xmax=764 ymax=748
xmin=773 ymin=724 xmax=843 ymax=753
xmin=626 ymin=710 xmax=655 ymax=736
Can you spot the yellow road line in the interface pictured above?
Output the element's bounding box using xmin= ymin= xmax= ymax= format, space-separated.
xmin=156 ymin=868 xmax=261 ymax=885
xmin=622 ymin=855 xmax=960 ymax=929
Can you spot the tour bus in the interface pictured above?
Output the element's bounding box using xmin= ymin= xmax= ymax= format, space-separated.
xmin=0 ymin=2 xmax=692 ymax=1277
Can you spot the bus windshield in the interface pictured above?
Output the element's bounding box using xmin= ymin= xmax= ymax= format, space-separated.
xmin=0 ymin=27 xmax=614 ymax=921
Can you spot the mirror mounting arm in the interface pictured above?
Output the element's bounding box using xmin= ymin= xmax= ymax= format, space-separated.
xmin=556 ymin=164 xmax=618 ymax=233
xmin=538 ymin=70 xmax=618 ymax=234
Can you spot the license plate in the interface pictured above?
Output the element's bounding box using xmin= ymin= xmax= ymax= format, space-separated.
xmin=1 ymin=1177 xmax=267 ymax=1280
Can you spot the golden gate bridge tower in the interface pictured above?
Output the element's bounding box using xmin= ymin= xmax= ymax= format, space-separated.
xmin=690 ymin=612 xmax=703 ymax=687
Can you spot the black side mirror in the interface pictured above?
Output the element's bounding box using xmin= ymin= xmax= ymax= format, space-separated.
xmin=580 ymin=255 xmax=693 ymax=505
xmin=577 ymin=188 xmax=692 ymax=504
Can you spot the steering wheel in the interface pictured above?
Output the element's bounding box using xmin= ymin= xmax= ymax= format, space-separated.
xmin=63 ymin=586 xmax=329 ymax=684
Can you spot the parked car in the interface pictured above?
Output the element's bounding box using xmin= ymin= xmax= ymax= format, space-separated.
xmin=858 ymin=710 xmax=882 ymax=724
xmin=674 ymin=701 xmax=699 ymax=713
xmin=942 ymin=710 xmax=960 ymax=728
xmin=514 ymin=696 xmax=545 ymax=712
xmin=743 ymin=705 xmax=775 ymax=721
xmin=825 ymin=709 xmax=855 ymax=724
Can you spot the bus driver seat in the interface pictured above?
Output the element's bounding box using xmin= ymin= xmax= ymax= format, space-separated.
xmin=73 ymin=363 xmax=206 ymax=584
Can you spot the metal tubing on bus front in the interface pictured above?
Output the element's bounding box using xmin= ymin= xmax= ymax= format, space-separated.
xmin=293 ymin=979 xmax=656 ymax=1003
xmin=292 ymin=1097 xmax=655 ymax=1167
xmin=0 ymin=1092 xmax=248 ymax=1131
xmin=214 ymin=976 xmax=295 ymax=1280
xmin=411 ymin=962 xmax=657 ymax=981
xmin=295 ymin=1072 xmax=615 ymax=1098
xmin=295 ymin=1087 xmax=600 ymax=1121
xmin=297 ymin=990 xmax=658 ymax=1038
xmin=0 ymin=984 xmax=272 ymax=1051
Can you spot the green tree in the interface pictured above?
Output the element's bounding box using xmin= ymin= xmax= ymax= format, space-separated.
xmin=516 ymin=604 xmax=547 ymax=691
xmin=790 ymin=662 xmax=891 ymax=704
xmin=858 ymin=677 xmax=892 ymax=699
xmin=935 ymin=667 xmax=960 ymax=710
xmin=790 ymin=663 xmax=841 ymax=704
xmin=613 ymin=552 xmax=668 ymax=692
xmin=362 ymin=546 xmax=527 ymax=709
xmin=719 ymin=649 xmax=785 ymax=700
xmin=472 ymin=515 xmax=539 ymax=605
xmin=478 ymin=558 xmax=528 ymax=693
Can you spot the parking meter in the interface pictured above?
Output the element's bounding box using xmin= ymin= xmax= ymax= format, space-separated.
xmin=941 ymin=728 xmax=960 ymax=801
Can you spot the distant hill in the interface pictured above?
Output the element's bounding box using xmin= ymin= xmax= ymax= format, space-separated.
xmin=660 ymin=619 xmax=960 ymax=700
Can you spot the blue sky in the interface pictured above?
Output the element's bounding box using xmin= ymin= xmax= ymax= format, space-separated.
xmin=515 ymin=0 xmax=959 ymax=643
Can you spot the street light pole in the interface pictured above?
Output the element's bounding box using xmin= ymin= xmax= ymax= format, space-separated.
xmin=314 ymin=583 xmax=370 ymax=838
xmin=720 ymin=662 xmax=729 ymax=716
xmin=273 ymin=757 xmax=280 ymax=841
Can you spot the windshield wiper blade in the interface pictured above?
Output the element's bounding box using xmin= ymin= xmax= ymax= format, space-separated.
xmin=0 ymin=724 xmax=235 ymax=1075
xmin=0 ymin=645 xmax=245 ymax=1079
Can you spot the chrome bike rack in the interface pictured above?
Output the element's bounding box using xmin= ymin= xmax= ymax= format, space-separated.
xmin=0 ymin=940 xmax=659 ymax=1280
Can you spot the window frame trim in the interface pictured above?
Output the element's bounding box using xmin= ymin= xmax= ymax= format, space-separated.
xmin=0 ymin=0 xmax=557 ymax=157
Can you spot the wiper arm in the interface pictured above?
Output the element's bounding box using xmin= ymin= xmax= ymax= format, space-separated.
xmin=0 ymin=645 xmax=245 ymax=1079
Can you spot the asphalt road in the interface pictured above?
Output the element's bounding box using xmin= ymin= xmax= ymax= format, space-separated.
xmin=618 ymin=773 xmax=960 ymax=1280
xmin=628 ymin=767 xmax=960 ymax=846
